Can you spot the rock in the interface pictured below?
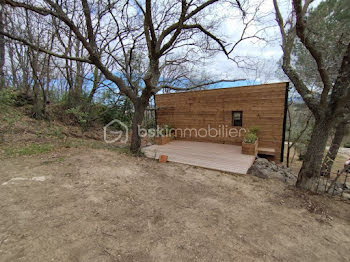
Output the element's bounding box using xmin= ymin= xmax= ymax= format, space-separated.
xmin=326 ymin=186 xmax=342 ymax=195
xmin=269 ymin=171 xmax=287 ymax=182
xmin=271 ymin=164 xmax=279 ymax=172
xmin=255 ymin=158 xmax=269 ymax=165
xmin=342 ymin=193 xmax=350 ymax=200
xmin=248 ymin=157 xmax=297 ymax=184
xmin=247 ymin=164 xmax=269 ymax=179
xmin=256 ymin=157 xmax=269 ymax=163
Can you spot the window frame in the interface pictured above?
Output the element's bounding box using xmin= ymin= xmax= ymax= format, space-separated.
xmin=232 ymin=111 xmax=243 ymax=127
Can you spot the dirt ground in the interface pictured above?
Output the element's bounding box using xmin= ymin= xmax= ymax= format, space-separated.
xmin=1 ymin=146 xmax=350 ymax=262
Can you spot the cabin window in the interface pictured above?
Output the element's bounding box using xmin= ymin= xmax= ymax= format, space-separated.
xmin=232 ymin=111 xmax=243 ymax=126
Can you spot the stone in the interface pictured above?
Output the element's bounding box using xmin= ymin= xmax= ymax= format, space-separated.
xmin=255 ymin=158 xmax=269 ymax=165
xmin=247 ymin=164 xmax=269 ymax=179
xmin=342 ymin=193 xmax=350 ymax=200
xmin=271 ymin=164 xmax=279 ymax=172
xmin=248 ymin=157 xmax=297 ymax=184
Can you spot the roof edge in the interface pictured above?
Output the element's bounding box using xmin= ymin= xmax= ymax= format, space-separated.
xmin=155 ymin=82 xmax=289 ymax=96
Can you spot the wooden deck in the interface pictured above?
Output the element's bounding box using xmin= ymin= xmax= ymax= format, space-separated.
xmin=142 ymin=141 xmax=256 ymax=174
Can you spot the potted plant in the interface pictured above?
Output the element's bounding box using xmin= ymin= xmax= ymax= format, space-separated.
xmin=242 ymin=127 xmax=259 ymax=156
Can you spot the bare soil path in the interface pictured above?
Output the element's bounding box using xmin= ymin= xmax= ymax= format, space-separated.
xmin=1 ymin=147 xmax=350 ymax=262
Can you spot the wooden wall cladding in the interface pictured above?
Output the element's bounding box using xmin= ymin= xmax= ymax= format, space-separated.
xmin=155 ymin=82 xmax=288 ymax=162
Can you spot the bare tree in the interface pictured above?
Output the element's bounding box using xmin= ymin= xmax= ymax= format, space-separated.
xmin=0 ymin=0 xmax=255 ymax=153
xmin=273 ymin=0 xmax=350 ymax=190
xmin=6 ymin=7 xmax=57 ymax=117
xmin=7 ymin=40 xmax=32 ymax=93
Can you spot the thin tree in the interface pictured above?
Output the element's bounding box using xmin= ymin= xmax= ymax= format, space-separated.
xmin=273 ymin=0 xmax=350 ymax=190
xmin=1 ymin=0 xmax=256 ymax=153
xmin=0 ymin=3 xmax=5 ymax=88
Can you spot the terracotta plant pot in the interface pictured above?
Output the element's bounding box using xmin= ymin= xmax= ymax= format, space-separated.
xmin=159 ymin=155 xmax=168 ymax=163
xmin=242 ymin=139 xmax=258 ymax=156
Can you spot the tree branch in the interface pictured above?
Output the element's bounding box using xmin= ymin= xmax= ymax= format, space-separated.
xmin=273 ymin=0 xmax=319 ymax=116
xmin=158 ymin=0 xmax=187 ymax=56
xmin=81 ymin=0 xmax=97 ymax=50
xmin=4 ymin=0 xmax=138 ymax=102
xmin=293 ymin=0 xmax=332 ymax=107
xmin=0 ymin=30 xmax=92 ymax=63
xmin=330 ymin=42 xmax=350 ymax=116
xmin=182 ymin=24 xmax=230 ymax=56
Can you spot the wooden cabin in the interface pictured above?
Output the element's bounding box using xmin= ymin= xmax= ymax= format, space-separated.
xmin=155 ymin=82 xmax=289 ymax=162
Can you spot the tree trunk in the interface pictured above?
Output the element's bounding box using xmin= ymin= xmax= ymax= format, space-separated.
xmin=321 ymin=120 xmax=348 ymax=177
xmin=0 ymin=6 xmax=5 ymax=89
xmin=67 ymin=63 xmax=83 ymax=108
xmin=130 ymin=101 xmax=145 ymax=154
xmin=286 ymin=106 xmax=292 ymax=167
xmin=296 ymin=119 xmax=332 ymax=190
xmin=66 ymin=41 xmax=84 ymax=108
xmin=28 ymin=49 xmax=44 ymax=119
xmin=68 ymin=86 xmax=83 ymax=108
xmin=32 ymin=81 xmax=43 ymax=119
xmin=8 ymin=44 xmax=18 ymax=89
xmin=87 ymin=67 xmax=101 ymax=103
xmin=286 ymin=144 xmax=291 ymax=167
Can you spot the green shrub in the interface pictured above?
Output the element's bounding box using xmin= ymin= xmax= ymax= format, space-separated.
xmin=249 ymin=125 xmax=260 ymax=135
xmin=344 ymin=142 xmax=350 ymax=148
xmin=14 ymin=92 xmax=34 ymax=106
xmin=243 ymin=126 xmax=259 ymax=144
xmin=66 ymin=107 xmax=89 ymax=130
xmin=99 ymin=105 xmax=133 ymax=128
xmin=60 ymin=91 xmax=90 ymax=109
xmin=0 ymin=88 xmax=16 ymax=107
xmin=243 ymin=132 xmax=258 ymax=144
xmin=142 ymin=117 xmax=156 ymax=130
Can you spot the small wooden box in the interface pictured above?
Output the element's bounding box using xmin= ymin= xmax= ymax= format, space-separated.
xmin=242 ymin=140 xmax=258 ymax=156
xmin=154 ymin=136 xmax=172 ymax=145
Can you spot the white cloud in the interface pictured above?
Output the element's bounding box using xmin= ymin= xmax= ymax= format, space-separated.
xmin=202 ymin=0 xmax=286 ymax=82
